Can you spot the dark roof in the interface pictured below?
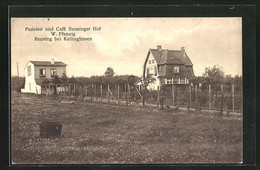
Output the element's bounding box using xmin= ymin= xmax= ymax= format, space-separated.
xmin=29 ymin=61 xmax=67 ymax=66
xmin=150 ymin=49 xmax=193 ymax=66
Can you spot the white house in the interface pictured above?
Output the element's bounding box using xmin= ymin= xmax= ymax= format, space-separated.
xmin=21 ymin=59 xmax=67 ymax=94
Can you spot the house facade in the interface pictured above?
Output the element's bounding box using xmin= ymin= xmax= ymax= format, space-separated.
xmin=21 ymin=59 xmax=67 ymax=94
xmin=143 ymin=45 xmax=195 ymax=90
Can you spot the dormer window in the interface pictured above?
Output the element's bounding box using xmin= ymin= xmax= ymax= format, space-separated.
xmin=39 ymin=68 xmax=46 ymax=77
xmin=173 ymin=66 xmax=179 ymax=73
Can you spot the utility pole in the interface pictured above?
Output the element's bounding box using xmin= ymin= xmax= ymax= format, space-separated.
xmin=17 ymin=62 xmax=20 ymax=89
xmin=17 ymin=62 xmax=19 ymax=77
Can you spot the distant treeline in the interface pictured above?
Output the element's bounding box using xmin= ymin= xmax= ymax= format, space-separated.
xmin=11 ymin=64 xmax=242 ymax=93
xmin=190 ymin=75 xmax=242 ymax=90
xmin=42 ymin=74 xmax=141 ymax=86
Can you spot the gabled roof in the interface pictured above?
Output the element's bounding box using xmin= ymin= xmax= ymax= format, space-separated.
xmin=29 ymin=61 xmax=67 ymax=66
xmin=150 ymin=49 xmax=193 ymax=66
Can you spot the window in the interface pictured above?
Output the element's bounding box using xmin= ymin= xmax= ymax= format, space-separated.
xmin=151 ymin=67 xmax=153 ymax=70
xmin=148 ymin=60 xmax=151 ymax=64
xmin=39 ymin=69 xmax=46 ymax=77
xmin=180 ymin=78 xmax=185 ymax=84
xmin=152 ymin=59 xmax=154 ymax=64
xmin=27 ymin=66 xmax=31 ymax=76
xmin=154 ymin=67 xmax=157 ymax=76
xmin=173 ymin=66 xmax=179 ymax=73
xmin=147 ymin=68 xmax=149 ymax=76
xmin=51 ymin=69 xmax=57 ymax=77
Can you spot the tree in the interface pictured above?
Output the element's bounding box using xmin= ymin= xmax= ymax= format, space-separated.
xmin=69 ymin=76 xmax=78 ymax=84
xmin=11 ymin=76 xmax=25 ymax=92
xmin=142 ymin=74 xmax=156 ymax=88
xmin=233 ymin=75 xmax=242 ymax=90
xmin=104 ymin=67 xmax=115 ymax=77
xmin=42 ymin=78 xmax=50 ymax=84
xmin=52 ymin=75 xmax=61 ymax=84
xmin=127 ymin=75 xmax=140 ymax=86
xmin=203 ymin=65 xmax=225 ymax=98
xmin=141 ymin=74 xmax=156 ymax=106
xmin=60 ymin=73 xmax=69 ymax=84
xmin=203 ymin=65 xmax=225 ymax=85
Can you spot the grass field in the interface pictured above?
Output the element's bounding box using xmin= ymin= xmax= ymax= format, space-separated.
xmin=11 ymin=91 xmax=242 ymax=164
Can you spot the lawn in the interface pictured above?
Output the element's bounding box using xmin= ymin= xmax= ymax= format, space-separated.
xmin=11 ymin=91 xmax=242 ymax=164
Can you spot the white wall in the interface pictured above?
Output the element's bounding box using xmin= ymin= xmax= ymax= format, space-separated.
xmin=21 ymin=62 xmax=41 ymax=94
xmin=145 ymin=53 xmax=160 ymax=90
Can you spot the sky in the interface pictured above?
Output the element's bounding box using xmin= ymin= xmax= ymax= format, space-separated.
xmin=11 ymin=17 xmax=242 ymax=77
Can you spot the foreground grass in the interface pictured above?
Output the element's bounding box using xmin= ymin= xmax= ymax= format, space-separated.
xmin=11 ymin=92 xmax=242 ymax=164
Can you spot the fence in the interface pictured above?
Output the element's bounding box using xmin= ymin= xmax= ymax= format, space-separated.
xmin=155 ymin=83 xmax=242 ymax=113
xmin=41 ymin=83 xmax=242 ymax=113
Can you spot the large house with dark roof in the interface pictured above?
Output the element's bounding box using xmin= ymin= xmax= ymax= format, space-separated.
xmin=143 ymin=45 xmax=195 ymax=90
xmin=21 ymin=59 xmax=67 ymax=94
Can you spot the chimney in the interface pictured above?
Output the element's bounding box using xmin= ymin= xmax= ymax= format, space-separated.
xmin=51 ymin=58 xmax=54 ymax=64
xmin=157 ymin=45 xmax=162 ymax=51
xmin=181 ymin=47 xmax=185 ymax=57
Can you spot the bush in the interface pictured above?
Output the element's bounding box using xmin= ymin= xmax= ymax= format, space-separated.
xmin=11 ymin=76 xmax=25 ymax=92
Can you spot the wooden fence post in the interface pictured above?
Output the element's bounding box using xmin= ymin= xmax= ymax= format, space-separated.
xmin=172 ymin=85 xmax=175 ymax=106
xmin=125 ymin=84 xmax=128 ymax=106
xmin=128 ymin=83 xmax=130 ymax=105
xmin=69 ymin=84 xmax=71 ymax=96
xmin=158 ymin=86 xmax=160 ymax=109
xmin=209 ymin=84 xmax=212 ymax=110
xmin=142 ymin=85 xmax=145 ymax=106
xmin=220 ymin=84 xmax=224 ymax=114
xmin=86 ymin=85 xmax=88 ymax=101
xmin=91 ymin=84 xmax=93 ymax=102
xmin=81 ymin=85 xmax=84 ymax=101
xmin=195 ymin=85 xmax=197 ymax=103
xmin=74 ymin=84 xmax=76 ymax=96
xmin=94 ymin=84 xmax=97 ymax=102
xmin=108 ymin=84 xmax=110 ymax=104
xmin=188 ymin=84 xmax=191 ymax=111
xmin=100 ymin=85 xmax=103 ymax=103
xmin=195 ymin=85 xmax=198 ymax=111
xmin=232 ymin=84 xmax=235 ymax=113
xmin=55 ymin=84 xmax=57 ymax=95
xmin=117 ymin=85 xmax=120 ymax=105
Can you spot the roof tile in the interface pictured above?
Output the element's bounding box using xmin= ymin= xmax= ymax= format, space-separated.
xmin=150 ymin=49 xmax=193 ymax=65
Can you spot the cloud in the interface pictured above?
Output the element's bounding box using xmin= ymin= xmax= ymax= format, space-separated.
xmin=11 ymin=18 xmax=242 ymax=77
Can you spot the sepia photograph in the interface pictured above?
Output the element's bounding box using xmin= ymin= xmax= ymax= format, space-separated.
xmin=11 ymin=17 xmax=243 ymax=164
